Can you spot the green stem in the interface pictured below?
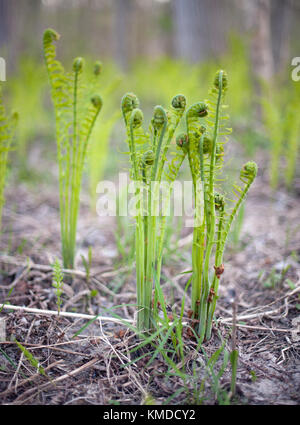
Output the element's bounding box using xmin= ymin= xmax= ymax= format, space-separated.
xmin=129 ymin=114 xmax=146 ymax=330
xmin=143 ymin=113 xmax=167 ymax=330
xmin=205 ymin=179 xmax=253 ymax=340
xmin=67 ymin=69 xmax=79 ymax=268
xmin=205 ymin=207 xmax=225 ymax=340
xmin=198 ymin=72 xmax=223 ymax=341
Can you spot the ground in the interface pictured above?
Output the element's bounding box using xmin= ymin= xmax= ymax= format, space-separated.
xmin=0 ymin=150 xmax=299 ymax=405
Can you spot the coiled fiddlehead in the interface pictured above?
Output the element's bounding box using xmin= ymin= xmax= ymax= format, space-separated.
xmin=186 ymin=101 xmax=209 ymax=188
xmin=156 ymin=95 xmax=186 ymax=182
xmin=121 ymin=92 xmax=140 ymax=124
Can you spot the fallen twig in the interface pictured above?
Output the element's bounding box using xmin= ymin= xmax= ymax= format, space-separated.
xmin=1 ymin=304 xmax=133 ymax=325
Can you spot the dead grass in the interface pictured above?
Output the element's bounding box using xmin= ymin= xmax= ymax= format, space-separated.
xmin=0 ymin=164 xmax=299 ymax=405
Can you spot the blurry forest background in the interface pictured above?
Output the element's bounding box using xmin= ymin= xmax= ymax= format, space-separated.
xmin=1 ymin=0 xmax=299 ymax=75
xmin=0 ymin=0 xmax=300 ymax=193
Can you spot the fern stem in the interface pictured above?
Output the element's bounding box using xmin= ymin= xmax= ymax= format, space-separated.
xmin=197 ymin=73 xmax=223 ymax=341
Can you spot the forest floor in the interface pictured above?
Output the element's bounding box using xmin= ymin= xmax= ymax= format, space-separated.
xmin=0 ymin=152 xmax=299 ymax=405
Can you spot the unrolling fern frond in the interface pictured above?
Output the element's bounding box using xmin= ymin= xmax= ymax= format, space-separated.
xmin=43 ymin=29 xmax=103 ymax=269
xmin=184 ymin=70 xmax=257 ymax=342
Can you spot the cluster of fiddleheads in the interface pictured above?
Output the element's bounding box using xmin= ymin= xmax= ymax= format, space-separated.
xmin=121 ymin=92 xmax=187 ymax=331
xmin=121 ymin=70 xmax=257 ymax=337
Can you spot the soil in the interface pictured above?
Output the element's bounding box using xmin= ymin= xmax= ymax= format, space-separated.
xmin=0 ymin=151 xmax=299 ymax=406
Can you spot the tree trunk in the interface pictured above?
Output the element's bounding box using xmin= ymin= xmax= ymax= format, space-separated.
xmin=250 ymin=0 xmax=274 ymax=83
xmin=0 ymin=0 xmax=12 ymax=49
xmin=114 ymin=0 xmax=133 ymax=70
xmin=271 ymin=0 xmax=292 ymax=74
xmin=172 ymin=0 xmax=207 ymax=63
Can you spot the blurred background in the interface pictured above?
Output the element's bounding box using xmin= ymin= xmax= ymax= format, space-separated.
xmin=0 ymin=0 xmax=299 ymax=196
xmin=1 ymin=0 xmax=299 ymax=74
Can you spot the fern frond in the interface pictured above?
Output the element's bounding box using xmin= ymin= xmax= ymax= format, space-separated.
xmin=43 ymin=29 xmax=103 ymax=269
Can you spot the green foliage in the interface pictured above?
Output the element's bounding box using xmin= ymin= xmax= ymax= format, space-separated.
xmin=81 ymin=246 xmax=92 ymax=283
xmin=220 ymin=34 xmax=253 ymax=122
xmin=260 ymin=264 xmax=291 ymax=290
xmin=0 ymin=346 xmax=27 ymax=379
xmin=184 ymin=70 xmax=257 ymax=342
xmin=130 ymin=58 xmax=206 ymax=108
xmin=52 ymin=257 xmax=64 ymax=314
xmin=197 ymin=341 xmax=231 ymax=405
xmin=261 ymin=81 xmax=300 ymax=190
xmin=6 ymin=57 xmax=49 ymax=164
xmin=43 ymin=28 xmax=103 ymax=269
xmin=15 ymin=339 xmax=46 ymax=376
xmin=0 ymin=84 xmax=18 ymax=230
xmin=121 ymin=92 xmax=187 ymax=331
xmin=230 ymin=349 xmax=238 ymax=397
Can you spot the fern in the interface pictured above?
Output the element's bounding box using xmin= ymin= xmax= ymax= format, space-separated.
xmin=121 ymin=93 xmax=187 ymax=331
xmin=52 ymin=257 xmax=64 ymax=314
xmin=0 ymin=84 xmax=18 ymax=230
xmin=43 ymin=29 xmax=103 ymax=269
xmin=185 ymin=70 xmax=257 ymax=342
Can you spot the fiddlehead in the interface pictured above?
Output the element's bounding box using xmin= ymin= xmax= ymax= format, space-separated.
xmin=93 ymin=60 xmax=102 ymax=76
xmin=156 ymin=95 xmax=186 ymax=181
xmin=186 ymin=102 xmax=209 ymax=187
xmin=121 ymin=92 xmax=140 ymax=124
xmin=128 ymin=107 xmax=146 ymax=182
xmin=176 ymin=132 xmax=189 ymax=150
xmin=151 ymin=106 xmax=168 ymax=181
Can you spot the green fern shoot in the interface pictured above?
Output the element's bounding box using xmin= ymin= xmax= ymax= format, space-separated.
xmin=121 ymin=93 xmax=187 ymax=331
xmin=185 ymin=70 xmax=257 ymax=342
xmin=43 ymin=29 xmax=103 ymax=269
xmin=52 ymin=257 xmax=64 ymax=314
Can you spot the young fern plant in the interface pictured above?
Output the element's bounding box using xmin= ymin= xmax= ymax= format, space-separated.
xmin=121 ymin=93 xmax=187 ymax=331
xmin=52 ymin=257 xmax=64 ymax=315
xmin=186 ymin=70 xmax=257 ymax=342
xmin=43 ymin=29 xmax=103 ymax=269
xmin=0 ymin=84 xmax=18 ymax=230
